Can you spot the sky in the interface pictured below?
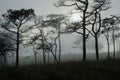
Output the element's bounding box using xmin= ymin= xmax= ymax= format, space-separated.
xmin=0 ymin=0 xmax=120 ymax=16
xmin=0 ymin=0 xmax=72 ymax=16
xmin=0 ymin=0 xmax=120 ymax=54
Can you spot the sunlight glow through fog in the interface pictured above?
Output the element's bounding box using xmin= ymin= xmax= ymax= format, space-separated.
xmin=70 ymin=13 xmax=81 ymax=22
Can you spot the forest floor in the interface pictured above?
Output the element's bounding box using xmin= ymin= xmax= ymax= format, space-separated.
xmin=0 ymin=59 xmax=120 ymax=80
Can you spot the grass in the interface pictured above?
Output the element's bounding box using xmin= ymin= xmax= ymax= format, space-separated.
xmin=0 ymin=59 xmax=120 ymax=80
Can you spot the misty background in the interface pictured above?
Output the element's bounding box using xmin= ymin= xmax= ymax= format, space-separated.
xmin=0 ymin=0 xmax=120 ymax=65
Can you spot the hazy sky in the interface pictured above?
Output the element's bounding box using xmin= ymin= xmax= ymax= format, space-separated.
xmin=0 ymin=0 xmax=120 ymax=54
xmin=0 ymin=0 xmax=120 ymax=16
xmin=0 ymin=0 xmax=72 ymax=16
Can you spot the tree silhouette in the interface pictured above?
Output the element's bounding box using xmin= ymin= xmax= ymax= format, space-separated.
xmin=101 ymin=15 xmax=120 ymax=59
xmin=26 ymin=16 xmax=59 ymax=64
xmin=45 ymin=14 xmax=65 ymax=63
xmin=55 ymin=0 xmax=110 ymax=61
xmin=54 ymin=0 xmax=90 ymax=61
xmin=0 ymin=31 xmax=15 ymax=67
xmin=102 ymin=18 xmax=112 ymax=59
xmin=87 ymin=0 xmax=110 ymax=61
xmin=1 ymin=9 xmax=35 ymax=66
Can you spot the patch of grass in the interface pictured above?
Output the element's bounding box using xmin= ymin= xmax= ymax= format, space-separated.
xmin=0 ymin=59 xmax=120 ymax=80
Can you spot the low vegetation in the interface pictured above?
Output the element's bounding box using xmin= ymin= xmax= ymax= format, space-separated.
xmin=0 ymin=59 xmax=120 ymax=80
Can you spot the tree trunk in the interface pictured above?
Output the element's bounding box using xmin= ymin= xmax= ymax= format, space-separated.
xmin=54 ymin=43 xmax=57 ymax=63
xmin=116 ymin=38 xmax=119 ymax=53
xmin=119 ymin=37 xmax=120 ymax=52
xmin=112 ymin=26 xmax=115 ymax=59
xmin=43 ymin=49 xmax=46 ymax=64
xmin=34 ymin=53 xmax=37 ymax=65
xmin=47 ymin=52 xmax=50 ymax=64
xmin=106 ymin=38 xmax=110 ymax=59
xmin=95 ymin=35 xmax=99 ymax=61
xmin=50 ymin=50 xmax=59 ymax=63
xmin=32 ymin=44 xmax=37 ymax=65
xmin=83 ymin=27 xmax=86 ymax=61
xmin=58 ymin=25 xmax=61 ymax=63
xmin=3 ymin=52 xmax=8 ymax=67
xmin=82 ymin=0 xmax=88 ymax=61
xmin=42 ymin=36 xmax=46 ymax=64
xmin=33 ymin=49 xmax=37 ymax=65
xmin=16 ymin=29 xmax=19 ymax=66
xmin=104 ymin=30 xmax=110 ymax=59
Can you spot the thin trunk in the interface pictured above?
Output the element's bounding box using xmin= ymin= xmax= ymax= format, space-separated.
xmin=104 ymin=25 xmax=110 ymax=59
xmin=43 ymin=49 xmax=46 ymax=64
xmin=33 ymin=48 xmax=37 ymax=65
xmin=3 ymin=52 xmax=7 ymax=66
xmin=50 ymin=49 xmax=59 ymax=63
xmin=34 ymin=53 xmax=37 ymax=65
xmin=58 ymin=38 xmax=61 ymax=63
xmin=12 ymin=53 xmax=15 ymax=65
xmin=82 ymin=0 xmax=88 ymax=61
xmin=117 ymin=39 xmax=119 ymax=52
xmin=42 ymin=36 xmax=46 ymax=64
xmin=112 ymin=26 xmax=115 ymax=58
xmin=54 ymin=34 xmax=58 ymax=63
xmin=95 ymin=35 xmax=99 ymax=61
xmin=54 ymin=43 xmax=57 ymax=63
xmin=16 ymin=29 xmax=19 ymax=66
xmin=48 ymin=52 xmax=50 ymax=64
xmin=106 ymin=38 xmax=110 ymax=58
xmin=119 ymin=37 xmax=120 ymax=52
xmin=83 ymin=24 xmax=86 ymax=61
xmin=58 ymin=25 xmax=61 ymax=63
xmin=116 ymin=38 xmax=119 ymax=56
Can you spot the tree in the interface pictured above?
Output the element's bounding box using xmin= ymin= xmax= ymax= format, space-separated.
xmin=54 ymin=0 xmax=110 ymax=61
xmin=0 ymin=31 xmax=15 ymax=67
xmin=26 ymin=16 xmax=59 ymax=64
xmin=0 ymin=9 xmax=35 ymax=66
xmin=89 ymin=12 xmax=101 ymax=61
xmin=111 ymin=16 xmax=120 ymax=58
xmin=45 ymin=14 xmax=65 ymax=63
xmin=87 ymin=0 xmax=110 ymax=61
xmin=110 ymin=16 xmax=120 ymax=58
xmin=29 ymin=29 xmax=59 ymax=64
xmin=114 ymin=34 xmax=120 ymax=54
xmin=54 ymin=0 xmax=90 ymax=61
xmin=101 ymin=15 xmax=120 ymax=59
xmin=32 ymin=43 xmax=38 ymax=65
xmin=102 ymin=18 xmax=111 ymax=59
